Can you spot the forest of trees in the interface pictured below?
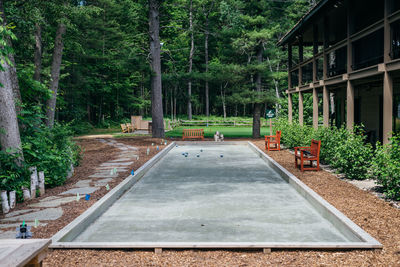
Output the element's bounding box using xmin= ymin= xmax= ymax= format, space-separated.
xmin=1 ymin=0 xmax=317 ymax=132
xmin=0 ymin=0 xmax=319 ymax=155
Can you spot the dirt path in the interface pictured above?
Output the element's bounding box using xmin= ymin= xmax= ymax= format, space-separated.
xmin=12 ymin=138 xmax=400 ymax=266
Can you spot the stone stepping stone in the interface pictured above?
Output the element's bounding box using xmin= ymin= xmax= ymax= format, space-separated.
xmin=110 ymin=158 xmax=133 ymax=162
xmin=2 ymin=208 xmax=63 ymax=222
xmin=29 ymin=196 xmax=83 ymax=208
xmin=40 ymin=196 xmax=60 ymax=202
xmin=59 ymin=187 xmax=99 ymax=196
xmin=93 ymin=178 xmax=113 ymax=187
xmin=89 ymin=173 xmax=118 ymax=178
xmin=0 ymin=231 xmax=15 ymax=239
xmin=73 ymin=179 xmax=92 ymax=188
xmin=0 ymin=222 xmax=47 ymax=229
xmin=97 ymin=166 xmax=128 ymax=171
xmin=100 ymin=162 xmax=133 ymax=167
xmin=3 ymin=209 xmax=39 ymax=219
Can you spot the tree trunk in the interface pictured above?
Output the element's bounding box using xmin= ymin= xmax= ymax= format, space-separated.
xmin=252 ymin=45 xmax=263 ymax=138
xmin=46 ymin=23 xmax=66 ymax=128
xmin=205 ymin=15 xmax=210 ymax=117
xmin=0 ymin=56 xmax=23 ymax=157
xmin=149 ymin=0 xmax=165 ymax=138
xmin=0 ymin=2 xmax=21 ymax=114
xmin=174 ymin=83 xmax=177 ymax=120
xmin=187 ymin=0 xmax=194 ymax=120
xmin=33 ymin=23 xmax=42 ymax=82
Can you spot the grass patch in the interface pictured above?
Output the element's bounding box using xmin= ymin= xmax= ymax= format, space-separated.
xmin=165 ymin=126 xmax=270 ymax=138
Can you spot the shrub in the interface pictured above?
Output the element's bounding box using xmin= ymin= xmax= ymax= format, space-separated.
xmin=329 ymin=126 xmax=373 ymax=180
xmin=0 ymin=150 xmax=29 ymax=193
xmin=371 ymin=134 xmax=400 ymax=200
xmin=274 ymin=119 xmax=372 ymax=180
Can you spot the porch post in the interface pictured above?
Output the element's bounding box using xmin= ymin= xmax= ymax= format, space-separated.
xmin=346 ymin=80 xmax=354 ymax=130
xmin=383 ymin=71 xmax=393 ymax=144
xmin=313 ymin=88 xmax=318 ymax=129
xmin=299 ymin=91 xmax=304 ymax=126
xmin=288 ymin=93 xmax=293 ymax=123
xmin=323 ymin=85 xmax=329 ymax=127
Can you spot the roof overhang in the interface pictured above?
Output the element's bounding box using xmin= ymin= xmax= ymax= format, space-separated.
xmin=277 ymin=0 xmax=332 ymax=47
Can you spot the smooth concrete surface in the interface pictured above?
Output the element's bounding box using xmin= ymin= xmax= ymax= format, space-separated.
xmin=72 ymin=144 xmax=359 ymax=243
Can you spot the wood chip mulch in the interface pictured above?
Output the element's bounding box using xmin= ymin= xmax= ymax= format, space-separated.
xmin=38 ymin=138 xmax=400 ymax=266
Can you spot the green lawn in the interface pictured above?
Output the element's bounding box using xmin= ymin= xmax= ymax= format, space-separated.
xmin=165 ymin=126 xmax=271 ymax=138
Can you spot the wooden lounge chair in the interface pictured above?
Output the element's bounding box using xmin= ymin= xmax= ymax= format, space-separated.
xmin=120 ymin=124 xmax=128 ymax=133
xmin=182 ymin=129 xmax=204 ymax=140
xmin=265 ymin=130 xmax=281 ymax=151
xmin=126 ymin=123 xmax=133 ymax=133
xmin=294 ymin=139 xmax=321 ymax=172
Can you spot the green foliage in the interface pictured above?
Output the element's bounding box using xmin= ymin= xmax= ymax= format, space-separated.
xmin=371 ymin=135 xmax=400 ymax=200
xmin=0 ymin=150 xmax=29 ymax=192
xmin=21 ymin=122 xmax=81 ymax=188
xmin=274 ymin=119 xmax=373 ymax=180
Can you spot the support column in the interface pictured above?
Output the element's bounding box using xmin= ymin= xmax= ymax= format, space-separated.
xmin=323 ymin=16 xmax=329 ymax=80
xmin=288 ymin=45 xmax=292 ymax=89
xmin=313 ymin=88 xmax=318 ymax=129
xmin=323 ymin=86 xmax=329 ymax=127
xmin=346 ymin=80 xmax=354 ymax=130
xmin=288 ymin=93 xmax=293 ymax=123
xmin=299 ymin=91 xmax=304 ymax=126
xmin=384 ymin=0 xmax=392 ymax=63
xmin=383 ymin=71 xmax=393 ymax=144
xmin=299 ymin=36 xmax=303 ymax=85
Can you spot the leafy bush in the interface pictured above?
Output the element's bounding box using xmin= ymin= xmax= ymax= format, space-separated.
xmin=0 ymin=150 xmax=29 ymax=192
xmin=21 ymin=123 xmax=81 ymax=188
xmin=371 ymin=135 xmax=400 ymax=200
xmin=274 ymin=119 xmax=372 ymax=180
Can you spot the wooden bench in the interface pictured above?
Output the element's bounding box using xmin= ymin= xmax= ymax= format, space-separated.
xmin=182 ymin=129 xmax=204 ymax=140
xmin=294 ymin=139 xmax=321 ymax=172
xmin=265 ymin=130 xmax=281 ymax=151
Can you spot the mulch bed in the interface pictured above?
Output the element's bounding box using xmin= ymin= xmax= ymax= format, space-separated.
xmin=27 ymin=138 xmax=400 ymax=266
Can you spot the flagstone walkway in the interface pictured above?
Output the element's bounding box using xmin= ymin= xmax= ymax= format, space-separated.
xmin=0 ymin=138 xmax=139 ymax=239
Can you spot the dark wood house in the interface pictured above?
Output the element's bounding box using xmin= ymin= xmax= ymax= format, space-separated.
xmin=278 ymin=0 xmax=400 ymax=144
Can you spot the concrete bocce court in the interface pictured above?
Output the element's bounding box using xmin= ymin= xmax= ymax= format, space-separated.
xmin=50 ymin=141 xmax=381 ymax=252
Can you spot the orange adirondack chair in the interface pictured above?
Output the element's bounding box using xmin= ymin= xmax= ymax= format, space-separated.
xmin=294 ymin=139 xmax=321 ymax=172
xmin=265 ymin=131 xmax=281 ymax=151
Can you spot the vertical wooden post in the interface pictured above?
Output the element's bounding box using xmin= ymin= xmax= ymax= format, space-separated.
xmin=288 ymin=93 xmax=293 ymax=123
xmin=323 ymin=86 xmax=329 ymax=127
xmin=288 ymin=44 xmax=292 ymax=88
xmin=313 ymin=88 xmax=319 ymax=129
xmin=313 ymin=24 xmax=318 ymax=82
xmin=299 ymin=36 xmax=303 ymax=85
xmin=299 ymin=91 xmax=304 ymax=126
xmin=383 ymin=71 xmax=393 ymax=144
xmin=346 ymin=80 xmax=354 ymax=130
xmin=29 ymin=167 xmax=38 ymax=199
xmin=38 ymin=171 xmax=45 ymax=196
xmin=347 ymin=1 xmax=353 ymax=73
xmin=384 ymin=0 xmax=392 ymax=63
xmin=323 ymin=16 xmax=329 ymax=79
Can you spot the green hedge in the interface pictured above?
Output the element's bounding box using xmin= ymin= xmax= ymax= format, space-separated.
xmin=274 ymin=119 xmax=400 ymax=200
xmin=274 ymin=119 xmax=373 ymax=180
xmin=371 ymin=135 xmax=400 ymax=200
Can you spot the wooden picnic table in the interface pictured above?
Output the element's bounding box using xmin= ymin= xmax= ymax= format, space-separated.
xmin=0 ymin=239 xmax=51 ymax=267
